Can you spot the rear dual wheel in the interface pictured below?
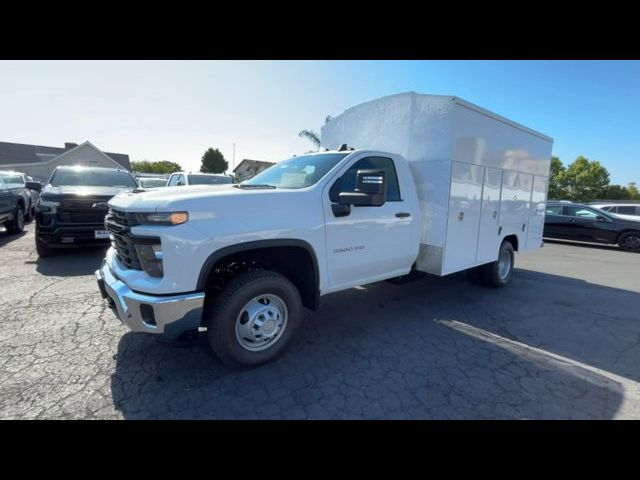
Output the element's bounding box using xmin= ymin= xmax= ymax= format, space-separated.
xmin=467 ymin=240 xmax=514 ymax=288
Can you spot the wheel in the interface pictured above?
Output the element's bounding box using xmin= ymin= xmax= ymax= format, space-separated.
xmin=4 ymin=205 xmax=25 ymax=234
xmin=35 ymin=235 xmax=54 ymax=257
xmin=618 ymin=231 xmax=640 ymax=252
xmin=24 ymin=203 xmax=32 ymax=222
xmin=205 ymin=270 xmax=303 ymax=367
xmin=479 ymin=240 xmax=514 ymax=288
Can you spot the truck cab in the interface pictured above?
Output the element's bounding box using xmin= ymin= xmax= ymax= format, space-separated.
xmin=97 ymin=148 xmax=422 ymax=365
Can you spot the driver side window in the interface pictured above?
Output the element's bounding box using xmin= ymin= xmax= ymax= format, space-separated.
xmin=329 ymin=156 xmax=401 ymax=203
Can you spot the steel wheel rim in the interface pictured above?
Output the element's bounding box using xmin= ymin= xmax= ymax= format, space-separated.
xmin=235 ymin=293 xmax=288 ymax=352
xmin=498 ymin=250 xmax=511 ymax=280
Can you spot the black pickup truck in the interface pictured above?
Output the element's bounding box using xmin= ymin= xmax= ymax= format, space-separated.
xmin=0 ymin=175 xmax=41 ymax=235
xmin=35 ymin=165 xmax=138 ymax=257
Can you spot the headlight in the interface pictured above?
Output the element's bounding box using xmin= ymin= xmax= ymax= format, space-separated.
xmin=134 ymin=242 xmax=163 ymax=277
xmin=136 ymin=211 xmax=188 ymax=226
xmin=37 ymin=198 xmax=61 ymax=213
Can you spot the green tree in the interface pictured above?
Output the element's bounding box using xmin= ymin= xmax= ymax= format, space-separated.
xmin=548 ymin=156 xmax=567 ymax=200
xmin=603 ymin=184 xmax=631 ymax=200
xmin=131 ymin=160 xmax=182 ymax=174
xmin=563 ymin=156 xmax=610 ymax=202
xmin=628 ymin=182 xmax=640 ymax=200
xmin=200 ymin=148 xmax=228 ymax=173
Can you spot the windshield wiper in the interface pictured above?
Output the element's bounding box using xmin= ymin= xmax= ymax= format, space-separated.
xmin=234 ymin=184 xmax=277 ymax=189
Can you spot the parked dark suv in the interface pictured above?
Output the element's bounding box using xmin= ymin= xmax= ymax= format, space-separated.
xmin=35 ymin=166 xmax=138 ymax=257
xmin=544 ymin=201 xmax=640 ymax=252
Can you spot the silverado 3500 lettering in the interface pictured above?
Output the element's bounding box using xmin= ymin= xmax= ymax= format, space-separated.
xmin=96 ymin=93 xmax=553 ymax=366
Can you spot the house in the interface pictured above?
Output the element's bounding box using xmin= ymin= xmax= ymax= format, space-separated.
xmin=0 ymin=140 xmax=131 ymax=183
xmin=233 ymin=159 xmax=275 ymax=182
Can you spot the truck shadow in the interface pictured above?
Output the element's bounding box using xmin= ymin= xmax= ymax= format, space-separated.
xmin=0 ymin=229 xmax=26 ymax=247
xmin=110 ymin=268 xmax=636 ymax=419
xmin=30 ymin=247 xmax=108 ymax=277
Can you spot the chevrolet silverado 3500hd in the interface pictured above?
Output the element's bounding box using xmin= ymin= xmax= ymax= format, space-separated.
xmin=96 ymin=93 xmax=553 ymax=366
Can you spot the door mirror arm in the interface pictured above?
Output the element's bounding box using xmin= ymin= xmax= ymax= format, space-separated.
xmin=331 ymin=203 xmax=351 ymax=217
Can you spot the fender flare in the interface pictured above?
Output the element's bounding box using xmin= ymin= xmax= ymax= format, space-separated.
xmin=196 ymin=239 xmax=321 ymax=308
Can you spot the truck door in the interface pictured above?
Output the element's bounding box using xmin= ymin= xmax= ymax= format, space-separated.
xmin=563 ymin=205 xmax=617 ymax=243
xmin=322 ymin=154 xmax=419 ymax=292
xmin=543 ymin=204 xmax=565 ymax=238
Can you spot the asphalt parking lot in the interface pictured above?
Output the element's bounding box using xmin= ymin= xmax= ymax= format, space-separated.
xmin=1 ymin=223 xmax=639 ymax=419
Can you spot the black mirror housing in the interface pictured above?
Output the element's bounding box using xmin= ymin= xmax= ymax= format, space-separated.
xmin=25 ymin=181 xmax=42 ymax=192
xmin=338 ymin=169 xmax=387 ymax=207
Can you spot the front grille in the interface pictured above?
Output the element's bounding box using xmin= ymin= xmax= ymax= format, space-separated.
xmin=58 ymin=199 xmax=109 ymax=224
xmin=105 ymin=208 xmax=142 ymax=270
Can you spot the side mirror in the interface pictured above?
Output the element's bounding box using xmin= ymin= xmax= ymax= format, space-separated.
xmin=338 ymin=169 xmax=387 ymax=207
xmin=25 ymin=181 xmax=42 ymax=192
xmin=596 ymin=215 xmax=606 ymax=222
xmin=176 ymin=181 xmax=185 ymax=186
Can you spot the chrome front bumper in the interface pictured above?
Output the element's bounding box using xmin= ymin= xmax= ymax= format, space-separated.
xmin=95 ymin=260 xmax=205 ymax=340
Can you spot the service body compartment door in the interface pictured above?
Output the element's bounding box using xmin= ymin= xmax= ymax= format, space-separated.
xmin=525 ymin=175 xmax=547 ymax=250
xmin=443 ymin=161 xmax=483 ymax=274
xmin=476 ymin=167 xmax=503 ymax=264
xmin=499 ymin=171 xmax=534 ymax=246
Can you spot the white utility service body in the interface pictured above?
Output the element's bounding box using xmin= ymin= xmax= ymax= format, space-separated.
xmin=321 ymin=92 xmax=554 ymax=276
xmin=96 ymin=92 xmax=553 ymax=366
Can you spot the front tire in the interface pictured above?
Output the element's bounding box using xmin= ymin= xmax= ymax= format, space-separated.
xmin=24 ymin=202 xmax=33 ymax=222
xmin=205 ymin=270 xmax=303 ymax=367
xmin=479 ymin=240 xmax=515 ymax=288
xmin=35 ymin=235 xmax=54 ymax=257
xmin=618 ymin=231 xmax=640 ymax=252
xmin=5 ymin=205 xmax=25 ymax=234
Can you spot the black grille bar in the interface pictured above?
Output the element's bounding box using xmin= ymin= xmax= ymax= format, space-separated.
xmin=57 ymin=198 xmax=110 ymax=224
xmin=105 ymin=208 xmax=143 ymax=270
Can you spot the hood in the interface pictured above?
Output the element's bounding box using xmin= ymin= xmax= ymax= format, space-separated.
xmin=108 ymin=184 xmax=264 ymax=211
xmin=42 ymin=185 xmax=135 ymax=198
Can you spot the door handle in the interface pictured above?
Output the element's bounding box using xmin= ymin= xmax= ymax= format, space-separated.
xmin=395 ymin=212 xmax=411 ymax=218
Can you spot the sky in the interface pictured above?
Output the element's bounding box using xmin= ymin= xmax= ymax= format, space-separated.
xmin=1 ymin=60 xmax=638 ymax=185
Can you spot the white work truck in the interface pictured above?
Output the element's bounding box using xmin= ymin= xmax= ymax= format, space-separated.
xmin=96 ymin=93 xmax=553 ymax=366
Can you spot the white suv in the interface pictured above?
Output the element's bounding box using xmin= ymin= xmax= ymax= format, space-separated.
xmin=166 ymin=172 xmax=234 ymax=187
xmin=591 ymin=203 xmax=640 ymax=221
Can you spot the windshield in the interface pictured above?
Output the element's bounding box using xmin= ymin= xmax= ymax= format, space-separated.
xmin=50 ymin=169 xmax=138 ymax=188
xmin=0 ymin=174 xmax=24 ymax=185
xmin=242 ymin=153 xmax=349 ymax=189
xmin=188 ymin=174 xmax=233 ymax=185
xmin=139 ymin=178 xmax=168 ymax=188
